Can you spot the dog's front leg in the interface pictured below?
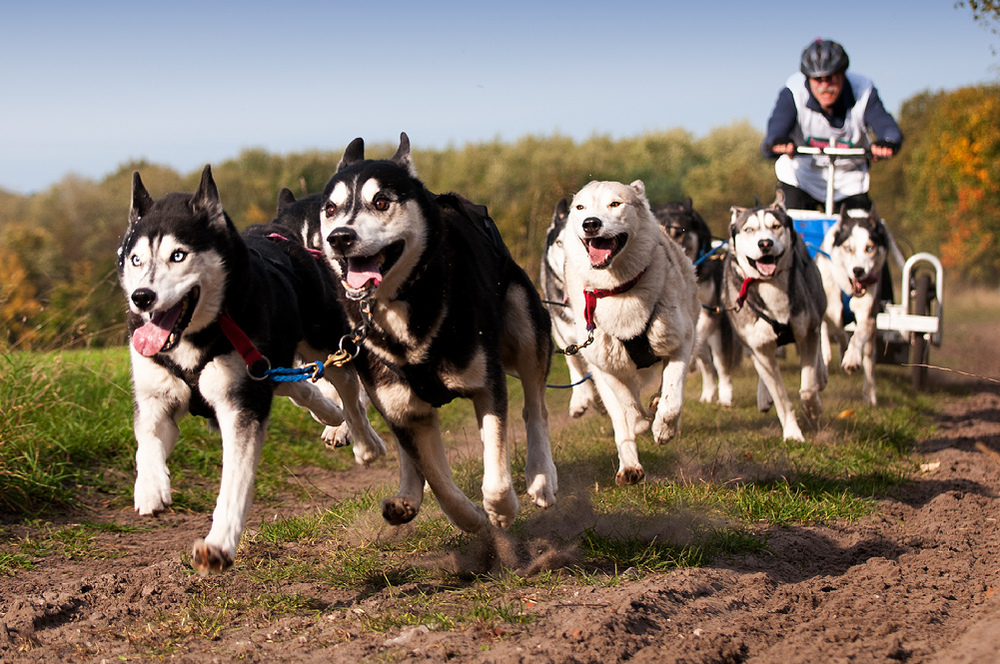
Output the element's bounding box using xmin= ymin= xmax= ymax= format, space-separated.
xmin=845 ymin=302 xmax=879 ymax=405
xmin=706 ymin=322 xmax=734 ymax=406
xmin=132 ymin=358 xmax=187 ymax=515
xmin=473 ymin=391 xmax=519 ymax=528
xmin=391 ymin=416 xmax=489 ymax=533
xmin=275 ymin=379 xmax=344 ymax=427
xmin=652 ymin=356 xmax=688 ymax=444
xmin=843 ymin=297 xmax=875 ymax=374
xmin=381 ymin=439 xmax=425 ymax=525
xmin=589 ymin=367 xmax=645 ymax=486
xmin=693 ymin=311 xmax=719 ymax=403
xmin=565 ymin=350 xmax=600 ymax=417
xmin=750 ymin=350 xmax=803 ymax=441
xmin=192 ymin=410 xmax=266 ymax=574
xmin=319 ymin=365 xmax=387 ymax=464
xmin=190 ymin=357 xmax=266 ymax=573
xmin=796 ymin=325 xmax=824 ymax=424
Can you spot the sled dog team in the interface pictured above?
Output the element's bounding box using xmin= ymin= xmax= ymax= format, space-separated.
xmin=118 ymin=133 xmax=892 ymax=572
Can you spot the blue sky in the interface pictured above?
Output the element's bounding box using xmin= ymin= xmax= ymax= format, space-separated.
xmin=1 ymin=0 xmax=996 ymax=194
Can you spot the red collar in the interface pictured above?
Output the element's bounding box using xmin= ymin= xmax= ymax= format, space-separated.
xmin=583 ymin=268 xmax=646 ymax=331
xmin=736 ymin=277 xmax=757 ymax=308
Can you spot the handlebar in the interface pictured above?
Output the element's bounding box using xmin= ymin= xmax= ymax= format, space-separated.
xmin=794 ymin=146 xmax=871 ymax=159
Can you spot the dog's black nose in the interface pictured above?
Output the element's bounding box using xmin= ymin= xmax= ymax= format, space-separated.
xmin=853 ymin=267 xmax=867 ymax=279
xmin=758 ymin=238 xmax=774 ymax=252
xmin=131 ymin=288 xmax=156 ymax=311
xmin=327 ymin=228 xmax=358 ymax=255
xmin=581 ymin=217 xmax=602 ymax=235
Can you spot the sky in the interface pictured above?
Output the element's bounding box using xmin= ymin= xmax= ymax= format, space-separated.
xmin=1 ymin=0 xmax=996 ymax=195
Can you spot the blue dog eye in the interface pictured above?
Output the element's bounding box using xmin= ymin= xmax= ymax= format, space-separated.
xmin=131 ymin=255 xmax=141 ymax=266
xmin=171 ymin=250 xmax=187 ymax=262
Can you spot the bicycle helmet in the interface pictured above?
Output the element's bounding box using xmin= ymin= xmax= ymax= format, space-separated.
xmin=800 ymin=39 xmax=849 ymax=78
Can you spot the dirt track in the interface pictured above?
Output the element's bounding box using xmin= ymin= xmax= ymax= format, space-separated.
xmin=2 ymin=328 xmax=999 ymax=662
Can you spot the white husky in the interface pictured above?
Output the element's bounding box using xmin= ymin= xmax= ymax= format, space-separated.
xmin=561 ymin=180 xmax=700 ymax=486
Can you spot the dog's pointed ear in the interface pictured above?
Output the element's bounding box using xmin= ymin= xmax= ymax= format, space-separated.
xmin=770 ymin=188 xmax=786 ymax=211
xmin=729 ymin=206 xmax=746 ymax=236
xmin=391 ymin=132 xmax=416 ymax=176
xmin=684 ymin=197 xmax=693 ymax=211
xmin=629 ymin=180 xmax=646 ymax=198
xmin=129 ymin=171 xmax=154 ymax=225
xmin=337 ymin=138 xmax=365 ymax=171
xmin=276 ymin=187 xmax=297 ymax=215
xmin=555 ymin=197 xmax=569 ymax=222
xmin=191 ymin=165 xmax=225 ymax=225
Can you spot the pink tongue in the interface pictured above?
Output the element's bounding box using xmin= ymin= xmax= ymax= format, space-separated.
xmin=131 ymin=305 xmax=182 ymax=357
xmin=587 ymin=240 xmax=614 ymax=266
xmin=757 ymin=261 xmax=777 ymax=277
xmin=346 ymin=257 xmax=382 ymax=290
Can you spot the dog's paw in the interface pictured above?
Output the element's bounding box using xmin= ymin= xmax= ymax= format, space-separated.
xmin=841 ymin=351 xmax=862 ymax=375
xmin=484 ymin=488 xmax=519 ymax=529
xmin=322 ymin=424 xmax=351 ymax=449
xmin=191 ymin=539 xmax=234 ymax=575
xmin=134 ymin=474 xmax=172 ymax=515
xmin=652 ymin=411 xmax=680 ymax=444
xmin=353 ymin=427 xmax=387 ymax=465
xmin=801 ymin=392 xmax=822 ymax=422
xmin=615 ymin=465 xmax=645 ymax=487
xmin=381 ymin=497 xmax=419 ymax=526
xmin=569 ymin=391 xmax=598 ymax=418
xmin=526 ymin=469 xmax=558 ymax=509
xmin=782 ymin=421 xmax=805 ymax=442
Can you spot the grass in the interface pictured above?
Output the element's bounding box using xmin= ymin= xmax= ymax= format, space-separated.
xmin=4 ymin=283 xmax=992 ymax=649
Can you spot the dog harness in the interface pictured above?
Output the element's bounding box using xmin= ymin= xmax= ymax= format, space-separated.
xmin=582 ymin=268 xmax=660 ymax=369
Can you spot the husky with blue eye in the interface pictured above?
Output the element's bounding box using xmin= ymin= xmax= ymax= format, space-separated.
xmin=816 ymin=205 xmax=891 ymax=406
xmin=118 ymin=166 xmax=384 ymax=574
xmin=318 ymin=133 xmax=558 ymax=533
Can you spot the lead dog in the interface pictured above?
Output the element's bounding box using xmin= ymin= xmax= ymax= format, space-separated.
xmin=541 ymin=198 xmax=601 ymax=418
xmin=816 ymin=205 xmax=890 ymax=406
xmin=722 ymin=191 xmax=827 ymax=441
xmin=562 ymin=180 xmax=700 ymax=486
xmin=653 ymin=198 xmax=741 ymax=405
xmin=319 ymin=133 xmax=558 ymax=532
xmin=118 ymin=166 xmax=383 ymax=573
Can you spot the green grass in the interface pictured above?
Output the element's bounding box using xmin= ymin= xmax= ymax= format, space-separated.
xmin=0 ymin=324 xmax=965 ymax=647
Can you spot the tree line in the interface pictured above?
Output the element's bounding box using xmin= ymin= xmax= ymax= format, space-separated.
xmin=0 ymin=84 xmax=997 ymax=351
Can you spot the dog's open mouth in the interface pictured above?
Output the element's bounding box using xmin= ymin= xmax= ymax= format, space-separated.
xmin=584 ymin=233 xmax=627 ymax=269
xmin=748 ymin=255 xmax=780 ymax=278
xmin=851 ymin=274 xmax=878 ymax=297
xmin=131 ymin=286 xmax=200 ymax=357
xmin=342 ymin=240 xmax=405 ymax=299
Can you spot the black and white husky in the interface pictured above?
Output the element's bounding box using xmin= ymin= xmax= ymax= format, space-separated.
xmin=267 ymin=188 xmax=380 ymax=450
xmin=541 ymin=198 xmax=601 ymax=418
xmin=816 ymin=206 xmax=891 ymax=406
xmin=318 ymin=133 xmax=558 ymax=532
xmin=722 ymin=191 xmax=828 ymax=441
xmin=653 ymin=198 xmax=741 ymax=405
xmin=118 ymin=166 xmax=383 ymax=573
xmin=561 ymin=180 xmax=700 ymax=486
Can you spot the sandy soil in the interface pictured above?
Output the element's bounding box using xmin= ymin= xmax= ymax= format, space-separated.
xmin=2 ymin=327 xmax=999 ymax=663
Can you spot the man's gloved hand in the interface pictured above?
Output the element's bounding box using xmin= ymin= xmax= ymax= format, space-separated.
xmin=871 ymin=140 xmax=899 ymax=160
xmin=770 ymin=137 xmax=795 ymax=155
